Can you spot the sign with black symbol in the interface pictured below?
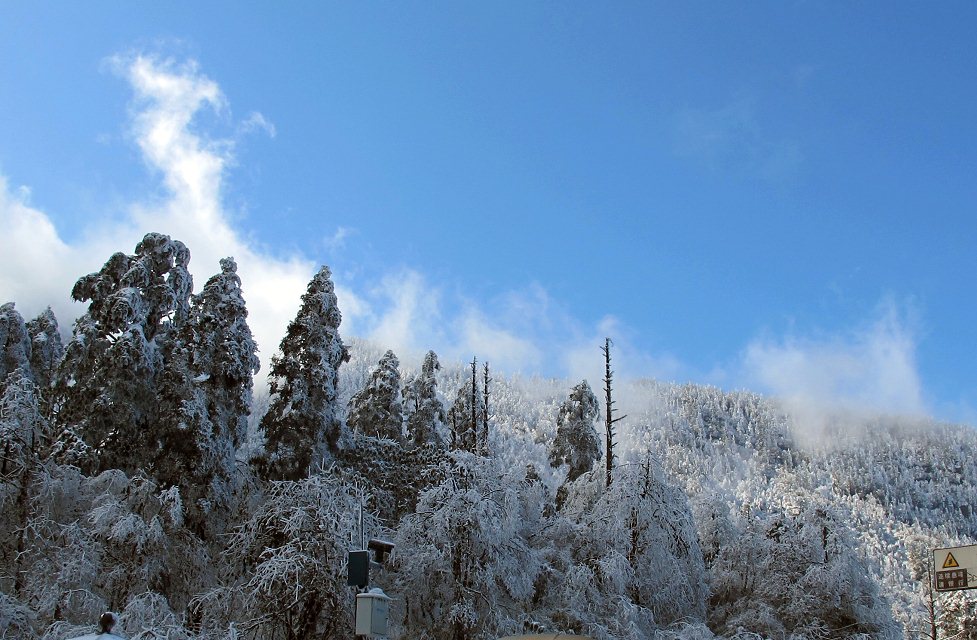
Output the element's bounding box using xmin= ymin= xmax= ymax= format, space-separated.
xmin=934 ymin=545 xmax=977 ymax=592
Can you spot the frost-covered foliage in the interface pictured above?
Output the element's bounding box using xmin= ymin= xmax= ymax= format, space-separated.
xmin=258 ymin=266 xmax=349 ymax=480
xmin=336 ymin=433 xmax=448 ymax=522
xmin=347 ymin=350 xmax=403 ymax=441
xmin=10 ymin=465 xmax=201 ymax=639
xmin=54 ymin=233 xmax=193 ymax=474
xmin=0 ymin=372 xmax=49 ymax=600
xmin=391 ymin=452 xmax=545 ymax=640
xmin=708 ymin=490 xmax=898 ymax=638
xmin=220 ymin=470 xmax=374 ymax=640
xmin=549 ymin=380 xmax=602 ymax=483
xmin=152 ymin=335 xmax=226 ymax=536
xmin=188 ymin=257 xmax=260 ymax=453
xmin=26 ymin=307 xmax=63 ymax=392
xmin=552 ymin=459 xmax=707 ymax=638
xmin=403 ymin=350 xmax=447 ymax=447
xmin=447 ymin=376 xmax=485 ymax=453
xmin=151 ymin=257 xmax=259 ymax=536
xmin=4 ymin=238 xmax=977 ymax=640
xmin=0 ymin=303 xmax=33 ymax=388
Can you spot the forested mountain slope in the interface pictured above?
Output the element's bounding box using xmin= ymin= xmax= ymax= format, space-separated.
xmin=1 ymin=234 xmax=974 ymax=640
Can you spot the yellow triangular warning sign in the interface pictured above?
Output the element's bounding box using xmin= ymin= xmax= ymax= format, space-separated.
xmin=943 ymin=552 xmax=960 ymax=569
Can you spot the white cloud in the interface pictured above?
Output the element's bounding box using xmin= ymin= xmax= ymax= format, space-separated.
xmin=0 ymin=54 xmax=314 ymax=374
xmin=454 ymin=310 xmax=543 ymax=373
xmin=742 ymin=300 xmax=927 ymax=444
xmin=0 ymin=52 xmax=574 ymax=382
xmin=0 ymin=52 xmax=689 ymax=394
xmin=0 ymin=178 xmax=86 ymax=324
xmin=240 ymin=111 xmax=277 ymax=138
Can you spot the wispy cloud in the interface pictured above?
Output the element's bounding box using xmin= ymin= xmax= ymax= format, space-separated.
xmin=239 ymin=111 xmax=277 ymax=139
xmin=0 ymin=52 xmax=665 ymax=384
xmin=0 ymin=54 xmax=313 ymax=374
xmin=324 ymin=226 xmax=354 ymax=252
xmin=1 ymin=52 xmax=938 ymax=434
xmin=674 ymin=96 xmax=802 ymax=182
xmin=741 ymin=299 xmax=927 ymax=444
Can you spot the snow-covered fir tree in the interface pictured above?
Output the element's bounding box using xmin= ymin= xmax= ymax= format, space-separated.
xmin=0 ymin=303 xmax=32 ymax=389
xmin=403 ymin=350 xmax=447 ymax=447
xmin=548 ymin=380 xmax=602 ymax=483
xmin=25 ymin=307 xmax=63 ymax=393
xmin=187 ymin=257 xmax=260 ymax=452
xmin=258 ymin=265 xmax=349 ymax=480
xmin=53 ymin=233 xmax=193 ymax=474
xmin=347 ymin=349 xmax=403 ymax=441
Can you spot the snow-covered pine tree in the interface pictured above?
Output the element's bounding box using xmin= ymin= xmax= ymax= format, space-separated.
xmin=548 ymin=380 xmax=602 ymax=483
xmin=0 ymin=303 xmax=32 ymax=389
xmin=347 ymin=349 xmax=403 ymax=441
xmin=152 ymin=334 xmax=222 ymax=535
xmin=53 ymin=233 xmax=193 ymax=474
xmin=188 ymin=257 xmax=259 ymax=453
xmin=258 ymin=266 xmax=349 ymax=480
xmin=403 ymin=350 xmax=447 ymax=447
xmin=25 ymin=307 xmax=63 ymax=393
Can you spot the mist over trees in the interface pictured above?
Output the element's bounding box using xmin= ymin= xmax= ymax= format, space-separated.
xmin=0 ymin=232 xmax=975 ymax=640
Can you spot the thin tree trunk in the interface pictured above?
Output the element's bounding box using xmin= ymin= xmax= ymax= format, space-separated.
xmin=602 ymin=338 xmax=626 ymax=488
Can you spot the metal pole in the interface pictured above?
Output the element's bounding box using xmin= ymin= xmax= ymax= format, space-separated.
xmin=359 ymin=493 xmax=365 ymax=551
xmin=927 ymin=555 xmax=938 ymax=640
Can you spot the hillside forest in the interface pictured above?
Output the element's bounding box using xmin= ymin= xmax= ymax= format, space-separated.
xmin=1 ymin=233 xmax=975 ymax=640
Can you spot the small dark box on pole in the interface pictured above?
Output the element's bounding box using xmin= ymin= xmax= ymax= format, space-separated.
xmin=347 ymin=550 xmax=369 ymax=588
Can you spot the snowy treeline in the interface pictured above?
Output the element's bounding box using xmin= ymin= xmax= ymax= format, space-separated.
xmin=1 ymin=233 xmax=975 ymax=640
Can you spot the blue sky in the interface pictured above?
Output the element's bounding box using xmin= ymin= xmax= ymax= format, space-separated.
xmin=1 ymin=3 xmax=975 ymax=423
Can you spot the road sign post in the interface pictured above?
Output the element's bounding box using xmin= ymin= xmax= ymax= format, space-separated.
xmin=933 ymin=544 xmax=977 ymax=592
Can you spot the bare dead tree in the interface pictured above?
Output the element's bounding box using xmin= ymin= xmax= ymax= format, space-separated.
xmin=602 ymin=338 xmax=626 ymax=488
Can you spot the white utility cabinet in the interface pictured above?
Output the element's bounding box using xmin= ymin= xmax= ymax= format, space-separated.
xmin=355 ymin=588 xmax=391 ymax=637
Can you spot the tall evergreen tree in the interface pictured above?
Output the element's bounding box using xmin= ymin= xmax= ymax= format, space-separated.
xmin=548 ymin=380 xmax=601 ymax=483
xmin=0 ymin=303 xmax=32 ymax=389
xmin=258 ymin=266 xmax=349 ymax=480
xmin=347 ymin=350 xmax=403 ymax=441
xmin=53 ymin=233 xmax=192 ymax=473
xmin=403 ymin=350 xmax=446 ymax=447
xmin=150 ymin=257 xmax=259 ymax=534
xmin=187 ymin=257 xmax=259 ymax=451
xmin=25 ymin=307 xmax=63 ymax=392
